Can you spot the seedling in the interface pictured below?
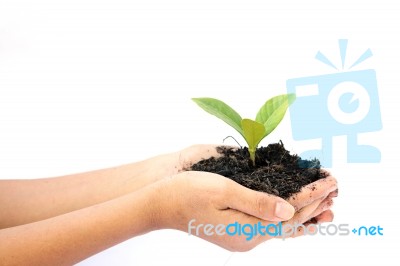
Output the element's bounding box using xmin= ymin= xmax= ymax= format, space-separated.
xmin=192 ymin=94 xmax=296 ymax=165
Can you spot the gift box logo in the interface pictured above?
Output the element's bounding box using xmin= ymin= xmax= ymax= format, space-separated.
xmin=287 ymin=40 xmax=382 ymax=167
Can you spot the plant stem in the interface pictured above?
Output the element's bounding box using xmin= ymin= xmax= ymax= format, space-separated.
xmin=249 ymin=148 xmax=256 ymax=166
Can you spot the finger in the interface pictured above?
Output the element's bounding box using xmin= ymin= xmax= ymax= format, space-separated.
xmin=287 ymin=210 xmax=335 ymax=239
xmin=179 ymin=145 xmax=238 ymax=167
xmin=328 ymin=189 xmax=339 ymax=198
xmin=286 ymin=223 xmax=315 ymax=239
xmin=308 ymin=197 xmax=334 ymax=220
xmin=285 ymin=197 xmax=325 ymax=225
xmin=313 ymin=209 xmax=334 ymax=223
xmin=276 ymin=201 xmax=334 ymax=240
xmin=181 ymin=144 xmax=221 ymax=162
xmin=287 ymin=223 xmax=317 ymax=239
xmin=240 ymin=208 xmax=334 ymax=245
xmin=224 ymin=180 xmax=295 ymax=222
xmin=287 ymin=175 xmax=338 ymax=211
xmin=274 ymin=199 xmax=324 ymax=240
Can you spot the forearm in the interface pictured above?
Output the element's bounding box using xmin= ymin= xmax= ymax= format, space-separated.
xmin=0 ymin=152 xmax=179 ymax=229
xmin=0 ymin=180 xmax=165 ymax=266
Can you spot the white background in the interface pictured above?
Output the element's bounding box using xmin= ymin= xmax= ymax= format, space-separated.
xmin=1 ymin=1 xmax=399 ymax=265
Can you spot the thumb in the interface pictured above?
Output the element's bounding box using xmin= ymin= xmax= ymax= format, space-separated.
xmin=225 ymin=180 xmax=295 ymax=222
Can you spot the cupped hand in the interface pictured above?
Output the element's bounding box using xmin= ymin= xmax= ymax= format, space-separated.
xmin=154 ymin=170 xmax=338 ymax=252
xmin=174 ymin=144 xmax=226 ymax=171
xmin=280 ymin=172 xmax=338 ymax=239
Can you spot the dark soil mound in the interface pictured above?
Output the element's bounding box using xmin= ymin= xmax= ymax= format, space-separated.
xmin=190 ymin=141 xmax=327 ymax=199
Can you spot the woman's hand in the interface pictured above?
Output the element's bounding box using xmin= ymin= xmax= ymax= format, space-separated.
xmin=154 ymin=170 xmax=338 ymax=251
xmin=0 ymin=144 xmax=338 ymax=265
xmin=0 ymin=145 xmax=222 ymax=228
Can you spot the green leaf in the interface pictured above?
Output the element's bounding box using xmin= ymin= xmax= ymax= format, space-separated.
xmin=192 ymin=98 xmax=244 ymax=136
xmin=241 ymin=119 xmax=266 ymax=152
xmin=255 ymin=93 xmax=296 ymax=137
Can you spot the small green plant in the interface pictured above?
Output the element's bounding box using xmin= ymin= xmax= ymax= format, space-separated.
xmin=192 ymin=94 xmax=296 ymax=165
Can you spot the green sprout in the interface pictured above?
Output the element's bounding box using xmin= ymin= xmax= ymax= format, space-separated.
xmin=192 ymin=94 xmax=296 ymax=165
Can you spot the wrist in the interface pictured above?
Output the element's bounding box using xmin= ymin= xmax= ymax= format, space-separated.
xmin=147 ymin=176 xmax=185 ymax=231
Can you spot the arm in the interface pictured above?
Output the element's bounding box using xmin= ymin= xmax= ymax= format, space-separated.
xmin=0 ymin=171 xmax=337 ymax=265
xmin=0 ymin=145 xmax=220 ymax=228
xmin=0 ymin=180 xmax=164 ymax=266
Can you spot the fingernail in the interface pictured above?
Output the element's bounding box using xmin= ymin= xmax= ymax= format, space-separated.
xmin=275 ymin=201 xmax=295 ymax=220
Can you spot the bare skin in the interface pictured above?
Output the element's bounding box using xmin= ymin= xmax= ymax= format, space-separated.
xmin=0 ymin=145 xmax=338 ymax=265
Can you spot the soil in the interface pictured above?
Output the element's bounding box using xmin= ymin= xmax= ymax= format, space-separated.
xmin=189 ymin=141 xmax=327 ymax=199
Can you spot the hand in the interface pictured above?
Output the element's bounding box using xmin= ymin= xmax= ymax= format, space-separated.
xmin=0 ymin=145 xmax=338 ymax=264
xmin=174 ymin=145 xmax=338 ymax=229
xmin=134 ymin=144 xmax=225 ymax=188
xmin=173 ymin=144 xmax=225 ymax=172
xmin=154 ymin=170 xmax=338 ymax=251
xmin=175 ymin=145 xmax=338 ymax=227
xmin=282 ymin=173 xmax=338 ymax=238
xmin=0 ymin=144 xmax=225 ymax=229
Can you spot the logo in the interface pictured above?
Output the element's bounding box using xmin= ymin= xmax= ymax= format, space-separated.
xmin=188 ymin=219 xmax=384 ymax=241
xmin=287 ymin=39 xmax=382 ymax=167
